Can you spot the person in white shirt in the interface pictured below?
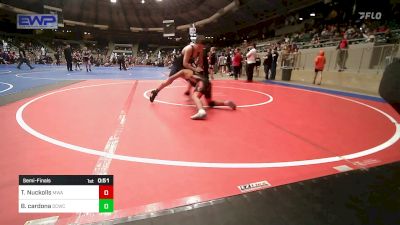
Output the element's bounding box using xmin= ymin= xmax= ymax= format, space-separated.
xmin=41 ymin=47 xmax=46 ymax=56
xmin=218 ymin=53 xmax=226 ymax=74
xmin=2 ymin=40 xmax=8 ymax=51
xmin=245 ymin=43 xmax=257 ymax=82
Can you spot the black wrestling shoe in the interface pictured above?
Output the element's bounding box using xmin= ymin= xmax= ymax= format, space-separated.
xmin=149 ymin=89 xmax=159 ymax=102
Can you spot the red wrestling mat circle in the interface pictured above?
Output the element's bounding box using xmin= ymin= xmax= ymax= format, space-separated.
xmin=6 ymin=80 xmax=400 ymax=224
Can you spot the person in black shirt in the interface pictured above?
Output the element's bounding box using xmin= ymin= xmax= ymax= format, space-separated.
xmin=226 ymin=51 xmax=232 ymax=75
xmin=270 ymin=48 xmax=279 ymax=80
xmin=202 ymin=46 xmax=210 ymax=79
xmin=17 ymin=43 xmax=34 ymax=70
xmin=208 ymin=47 xmax=217 ymax=80
xmin=64 ymin=45 xmax=73 ymax=72
xmin=263 ymin=49 xmax=272 ymax=79
xmin=118 ymin=54 xmax=127 ymax=70
xmin=54 ymin=49 xmax=61 ymax=66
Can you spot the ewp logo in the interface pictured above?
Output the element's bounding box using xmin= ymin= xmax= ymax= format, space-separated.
xmin=17 ymin=14 xmax=58 ymax=29
xmin=359 ymin=12 xmax=382 ymax=20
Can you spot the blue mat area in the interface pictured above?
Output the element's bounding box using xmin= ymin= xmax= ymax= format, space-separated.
xmin=0 ymin=65 xmax=168 ymax=96
xmin=264 ymin=80 xmax=384 ymax=102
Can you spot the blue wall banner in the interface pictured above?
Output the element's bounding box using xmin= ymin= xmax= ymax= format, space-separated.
xmin=17 ymin=14 xmax=58 ymax=29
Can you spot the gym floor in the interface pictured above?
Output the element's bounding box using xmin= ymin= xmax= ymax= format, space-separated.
xmin=0 ymin=65 xmax=399 ymax=225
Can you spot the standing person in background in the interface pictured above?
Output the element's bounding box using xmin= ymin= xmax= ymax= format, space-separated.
xmin=54 ymin=49 xmax=61 ymax=66
xmin=313 ymin=50 xmax=326 ymax=85
xmin=40 ymin=46 xmax=46 ymax=57
xmin=280 ymin=45 xmax=289 ymax=67
xmin=202 ymin=45 xmax=210 ymax=80
xmin=64 ymin=44 xmax=73 ymax=72
xmin=263 ymin=48 xmax=272 ymax=80
xmin=336 ymin=35 xmax=348 ymax=72
xmin=17 ymin=43 xmax=34 ymax=70
xmin=218 ymin=53 xmax=226 ymax=74
xmin=2 ymin=40 xmax=8 ymax=51
xmin=270 ymin=48 xmax=279 ymax=80
xmin=245 ymin=43 xmax=257 ymax=82
xmin=208 ymin=47 xmax=217 ymax=79
xmin=292 ymin=48 xmax=300 ymax=69
xmin=239 ymin=51 xmax=244 ymax=77
xmin=118 ymin=54 xmax=127 ymax=70
xmin=232 ymin=48 xmax=242 ymax=80
xmin=0 ymin=49 xmax=5 ymax=64
xmin=73 ymin=50 xmax=82 ymax=71
xmin=82 ymin=47 xmax=92 ymax=72
xmin=255 ymin=55 xmax=261 ymax=77
xmin=226 ymin=50 xmax=232 ymax=75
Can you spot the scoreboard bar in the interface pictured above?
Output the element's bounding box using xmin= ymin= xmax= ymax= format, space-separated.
xmin=18 ymin=175 xmax=113 ymax=213
xmin=19 ymin=175 xmax=113 ymax=185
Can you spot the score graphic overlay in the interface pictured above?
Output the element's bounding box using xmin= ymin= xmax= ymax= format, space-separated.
xmin=19 ymin=175 xmax=113 ymax=213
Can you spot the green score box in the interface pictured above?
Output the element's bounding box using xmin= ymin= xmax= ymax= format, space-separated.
xmin=99 ymin=199 xmax=114 ymax=213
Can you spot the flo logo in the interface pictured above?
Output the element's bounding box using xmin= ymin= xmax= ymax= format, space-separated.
xmin=359 ymin=12 xmax=382 ymax=20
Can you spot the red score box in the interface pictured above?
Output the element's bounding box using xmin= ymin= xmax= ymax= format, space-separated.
xmin=99 ymin=185 xmax=113 ymax=199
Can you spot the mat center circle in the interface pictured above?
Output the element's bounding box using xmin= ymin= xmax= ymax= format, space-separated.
xmin=143 ymin=86 xmax=274 ymax=108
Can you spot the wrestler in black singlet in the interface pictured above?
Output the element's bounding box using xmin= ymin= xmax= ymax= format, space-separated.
xmin=169 ymin=45 xmax=196 ymax=76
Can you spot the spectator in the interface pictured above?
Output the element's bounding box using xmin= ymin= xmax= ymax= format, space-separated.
xmin=82 ymin=47 xmax=92 ymax=72
xmin=9 ymin=52 xmax=16 ymax=64
xmin=313 ymin=50 xmax=326 ymax=85
xmin=118 ymin=54 xmax=127 ymax=70
xmin=232 ymin=48 xmax=242 ymax=80
xmin=245 ymin=43 xmax=257 ymax=82
xmin=17 ymin=43 xmax=34 ymax=70
xmin=270 ymin=48 xmax=279 ymax=80
xmin=292 ymin=48 xmax=300 ymax=69
xmin=218 ymin=53 xmax=226 ymax=74
xmin=226 ymin=50 xmax=232 ymax=75
xmin=73 ymin=51 xmax=82 ymax=71
xmin=40 ymin=46 xmax=46 ymax=57
xmin=0 ymin=49 xmax=5 ymax=64
xmin=263 ymin=48 xmax=272 ymax=80
xmin=64 ymin=45 xmax=73 ymax=72
xmin=2 ymin=51 xmax=10 ymax=64
xmin=54 ymin=49 xmax=61 ymax=66
xmin=255 ymin=55 xmax=261 ymax=77
xmin=2 ymin=40 xmax=8 ymax=51
xmin=209 ymin=47 xmax=217 ymax=79
xmin=385 ymin=29 xmax=397 ymax=44
xmin=336 ymin=35 xmax=348 ymax=72
xmin=363 ymin=31 xmax=375 ymax=43
xmin=280 ymin=45 xmax=290 ymax=67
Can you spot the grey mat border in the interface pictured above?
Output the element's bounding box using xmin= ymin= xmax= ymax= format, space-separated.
xmin=0 ymin=80 xmax=84 ymax=106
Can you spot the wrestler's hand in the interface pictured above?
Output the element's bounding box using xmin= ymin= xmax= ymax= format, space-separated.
xmin=194 ymin=67 xmax=203 ymax=73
